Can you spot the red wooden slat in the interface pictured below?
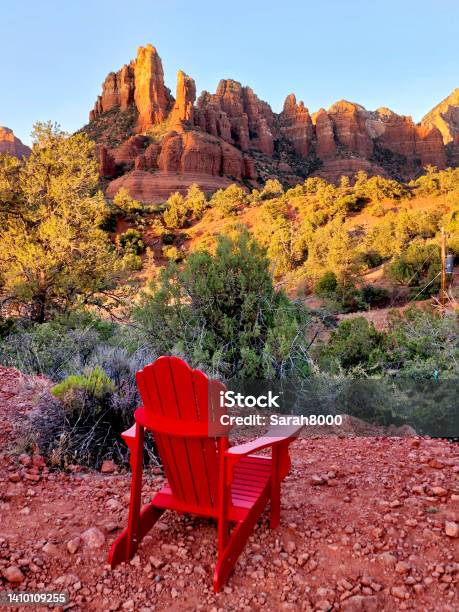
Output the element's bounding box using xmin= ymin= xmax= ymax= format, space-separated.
xmin=194 ymin=370 xmax=220 ymax=505
xmin=152 ymin=358 xmax=198 ymax=505
xmin=136 ymin=368 xmax=184 ymax=499
xmin=169 ymin=357 xmax=213 ymax=508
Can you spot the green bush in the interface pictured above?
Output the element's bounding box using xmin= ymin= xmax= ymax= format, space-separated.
xmin=361 ymin=251 xmax=383 ymax=270
xmin=26 ymin=345 xmax=155 ymax=468
xmin=314 ymin=317 xmax=386 ymax=373
xmin=388 ymin=242 xmax=440 ymax=296
xmin=116 ymin=228 xmax=145 ymax=255
xmin=135 ymin=229 xmax=313 ymax=378
xmin=210 ymin=185 xmax=247 ymax=219
xmin=315 ymin=271 xmax=338 ymax=295
xmin=360 ymin=285 xmax=391 ymax=308
xmin=120 ymin=252 xmax=143 ymax=271
xmin=52 ymin=366 xmax=115 ymax=406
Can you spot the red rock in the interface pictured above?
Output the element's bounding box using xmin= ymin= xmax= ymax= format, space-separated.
xmin=170 ymin=70 xmax=196 ymax=125
xmin=134 ymin=44 xmax=173 ymax=130
xmin=111 ymin=135 xmax=149 ymax=166
xmin=42 ymin=542 xmax=59 ymax=555
xmin=415 ymin=124 xmax=446 ymax=169
xmin=157 ymin=131 xmax=183 ymax=172
xmin=327 ymin=100 xmax=373 ymax=157
xmin=444 ymin=521 xmax=459 ymax=538
xmin=196 ymin=79 xmax=274 ymax=154
xmin=391 ymin=585 xmax=409 ymax=600
xmin=430 ymin=486 xmax=448 ymax=497
xmin=422 ymin=87 xmax=459 ymax=144
xmin=86 ymin=42 xmax=456 ymax=199
xmin=106 ymin=170 xmax=234 ymax=204
xmin=341 ymin=595 xmax=379 ymax=611
xmin=91 ymin=64 xmax=135 ymax=118
xmin=0 ymin=127 xmax=30 ymax=159
xmin=98 ymin=146 xmax=117 ymax=178
xmin=100 ymin=460 xmax=117 ymax=474
xmin=67 ymin=537 xmax=81 ymax=554
xmin=313 ymin=109 xmax=336 ymax=158
xmin=313 ymin=158 xmax=387 ymax=184
xmin=81 ymin=527 xmax=106 ymax=548
xmin=3 ymin=565 xmax=24 ymax=583
xmin=280 ymin=94 xmax=313 ymax=157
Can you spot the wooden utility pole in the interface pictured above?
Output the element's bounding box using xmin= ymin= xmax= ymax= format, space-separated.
xmin=440 ymin=227 xmax=447 ymax=309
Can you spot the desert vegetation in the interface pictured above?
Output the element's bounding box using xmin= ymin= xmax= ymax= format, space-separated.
xmin=0 ymin=126 xmax=458 ymax=467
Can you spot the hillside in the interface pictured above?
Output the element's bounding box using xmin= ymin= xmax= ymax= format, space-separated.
xmin=80 ymin=44 xmax=459 ymax=205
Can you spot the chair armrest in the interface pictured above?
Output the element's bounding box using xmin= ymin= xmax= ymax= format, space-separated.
xmin=226 ymin=423 xmax=302 ymax=457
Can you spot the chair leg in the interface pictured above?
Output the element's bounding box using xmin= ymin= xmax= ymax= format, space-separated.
xmin=108 ymin=423 xmax=146 ymax=567
xmin=213 ymin=493 xmax=266 ymax=592
xmin=109 ymin=502 xmax=165 ymax=568
xmin=270 ymin=446 xmax=281 ymax=529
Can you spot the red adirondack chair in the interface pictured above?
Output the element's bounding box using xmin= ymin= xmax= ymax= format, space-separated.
xmin=108 ymin=356 xmax=301 ymax=591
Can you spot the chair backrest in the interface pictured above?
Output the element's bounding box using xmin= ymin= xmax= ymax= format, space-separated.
xmin=136 ymin=356 xmax=227 ymax=509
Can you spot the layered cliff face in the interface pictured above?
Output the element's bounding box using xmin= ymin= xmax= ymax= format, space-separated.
xmin=422 ymin=88 xmax=459 ymax=166
xmin=83 ymin=44 xmax=457 ymax=202
xmin=0 ymin=127 xmax=31 ymax=159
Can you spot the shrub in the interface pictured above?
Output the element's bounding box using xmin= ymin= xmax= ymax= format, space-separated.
xmin=210 ymin=185 xmax=247 ymax=218
xmin=135 ymin=229 xmax=313 ymax=378
xmin=52 ymin=366 xmax=115 ymax=406
xmin=384 ymin=307 xmax=459 ymax=378
xmin=162 ymin=245 xmax=182 ymax=262
xmin=163 ymin=192 xmax=187 ymax=229
xmin=112 ymin=188 xmax=144 ymax=219
xmin=116 ymin=228 xmax=145 ymax=255
xmin=388 ymin=243 xmax=440 ymax=294
xmin=119 ymin=252 xmax=143 ymax=271
xmin=360 ymin=285 xmax=391 ymax=308
xmin=314 ymin=317 xmax=386 ymax=373
xmin=315 ymin=271 xmax=338 ymax=296
xmin=260 ymin=179 xmax=284 ymax=200
xmin=186 ymin=184 xmax=208 ymax=219
xmin=335 ymin=194 xmax=365 ymax=214
xmin=361 ymin=251 xmax=383 ymax=270
xmin=28 ymin=346 xmax=156 ymax=468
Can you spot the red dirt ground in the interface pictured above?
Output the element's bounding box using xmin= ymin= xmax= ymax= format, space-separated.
xmin=1 ymin=366 xmax=458 ymax=611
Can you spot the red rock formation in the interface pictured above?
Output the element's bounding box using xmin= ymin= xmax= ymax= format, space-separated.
xmin=0 ymin=127 xmax=31 ymax=159
xmin=313 ymin=158 xmax=388 ymax=184
xmin=327 ymin=101 xmax=373 ymax=158
xmin=195 ymin=80 xmax=274 ymax=155
xmin=415 ymin=124 xmax=446 ymax=169
xmin=195 ymin=91 xmax=232 ymax=141
xmin=374 ymin=108 xmax=445 ymax=170
xmin=111 ymin=135 xmax=149 ymax=165
xmin=312 ymin=109 xmax=336 ymax=158
xmin=134 ymin=44 xmax=173 ymax=130
xmin=279 ymin=94 xmax=313 ymax=157
xmin=170 ymin=71 xmax=196 ymax=125
xmin=422 ymin=87 xmax=459 ymax=144
xmin=90 ymin=63 xmax=135 ymax=121
xmin=98 ymin=145 xmax=117 ymax=178
xmin=106 ymin=170 xmax=235 ymax=203
xmin=86 ymin=42 xmax=457 ymax=199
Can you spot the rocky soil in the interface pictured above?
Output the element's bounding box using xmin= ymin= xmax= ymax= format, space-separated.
xmin=1 ymin=365 xmax=458 ymax=611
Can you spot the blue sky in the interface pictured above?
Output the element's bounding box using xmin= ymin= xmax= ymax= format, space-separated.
xmin=2 ymin=0 xmax=459 ymax=145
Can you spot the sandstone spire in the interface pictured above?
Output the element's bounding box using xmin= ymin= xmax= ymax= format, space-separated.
xmin=169 ymin=70 xmax=196 ymax=125
xmin=134 ymin=44 xmax=173 ymax=130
